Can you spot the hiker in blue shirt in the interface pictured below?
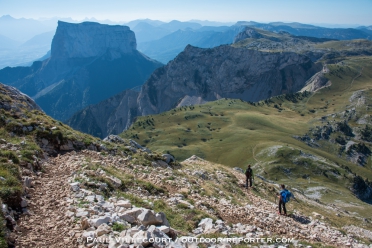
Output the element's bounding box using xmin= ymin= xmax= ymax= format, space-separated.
xmin=278 ymin=184 xmax=292 ymax=216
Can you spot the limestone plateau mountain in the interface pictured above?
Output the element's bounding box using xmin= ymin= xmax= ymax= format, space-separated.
xmin=0 ymin=21 xmax=162 ymax=121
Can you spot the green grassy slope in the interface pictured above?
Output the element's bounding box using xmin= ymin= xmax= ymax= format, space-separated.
xmin=122 ymin=97 xmax=310 ymax=165
xmin=121 ymin=56 xmax=372 ymax=220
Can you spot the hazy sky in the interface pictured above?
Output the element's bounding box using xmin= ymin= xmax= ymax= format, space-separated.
xmin=1 ymin=0 xmax=371 ymax=25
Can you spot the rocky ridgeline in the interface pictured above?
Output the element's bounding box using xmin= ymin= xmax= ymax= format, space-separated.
xmin=5 ymin=146 xmax=370 ymax=248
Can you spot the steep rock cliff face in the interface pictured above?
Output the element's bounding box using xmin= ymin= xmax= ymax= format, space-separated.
xmin=51 ymin=21 xmax=136 ymax=59
xmin=68 ymin=44 xmax=321 ymax=138
xmin=0 ymin=21 xmax=162 ymax=121
xmin=67 ymin=90 xmax=139 ymax=138
xmin=138 ymin=45 xmax=321 ymax=116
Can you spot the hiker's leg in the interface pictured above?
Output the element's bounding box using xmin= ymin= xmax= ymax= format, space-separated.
xmin=283 ymin=202 xmax=287 ymax=215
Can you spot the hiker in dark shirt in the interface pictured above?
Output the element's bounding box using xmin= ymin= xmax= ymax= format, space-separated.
xmin=278 ymin=184 xmax=291 ymax=216
xmin=245 ymin=165 xmax=254 ymax=188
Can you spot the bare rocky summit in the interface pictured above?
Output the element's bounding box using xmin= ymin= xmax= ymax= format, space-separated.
xmin=52 ymin=21 xmax=137 ymax=59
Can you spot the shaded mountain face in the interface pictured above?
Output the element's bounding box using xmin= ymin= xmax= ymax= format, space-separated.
xmin=67 ymin=40 xmax=321 ymax=138
xmin=67 ymin=90 xmax=139 ymax=139
xmin=0 ymin=21 xmax=162 ymax=121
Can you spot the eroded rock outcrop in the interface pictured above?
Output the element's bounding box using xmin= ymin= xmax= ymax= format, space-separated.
xmin=232 ymin=27 xmax=264 ymax=43
xmin=0 ymin=83 xmax=42 ymax=112
xmin=352 ymin=176 xmax=372 ymax=203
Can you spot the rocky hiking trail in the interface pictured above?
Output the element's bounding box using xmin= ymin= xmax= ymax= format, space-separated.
xmin=11 ymin=151 xmax=372 ymax=248
xmin=15 ymin=154 xmax=78 ymax=247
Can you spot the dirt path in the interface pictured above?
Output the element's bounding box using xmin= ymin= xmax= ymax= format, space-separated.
xmin=15 ymin=156 xmax=76 ymax=248
xmin=344 ymin=67 xmax=363 ymax=93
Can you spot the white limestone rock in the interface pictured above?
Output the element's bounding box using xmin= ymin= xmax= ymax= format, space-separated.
xmin=137 ymin=209 xmax=162 ymax=226
xmin=116 ymin=200 xmax=131 ymax=208
xmin=96 ymin=223 xmax=112 ymax=236
xmin=90 ymin=216 xmax=111 ymax=227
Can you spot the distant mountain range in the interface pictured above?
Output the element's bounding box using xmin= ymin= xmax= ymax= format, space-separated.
xmin=136 ymin=21 xmax=372 ymax=64
xmin=0 ymin=31 xmax=54 ymax=69
xmin=0 ymin=15 xmax=53 ymax=42
xmin=137 ymin=26 xmax=243 ymax=63
xmin=1 ymin=16 xmax=371 ymax=68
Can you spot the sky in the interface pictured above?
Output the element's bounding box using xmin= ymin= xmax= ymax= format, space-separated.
xmin=0 ymin=0 xmax=371 ymax=26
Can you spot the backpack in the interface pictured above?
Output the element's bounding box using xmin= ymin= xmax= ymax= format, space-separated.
xmin=280 ymin=189 xmax=291 ymax=203
xmin=245 ymin=168 xmax=252 ymax=177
